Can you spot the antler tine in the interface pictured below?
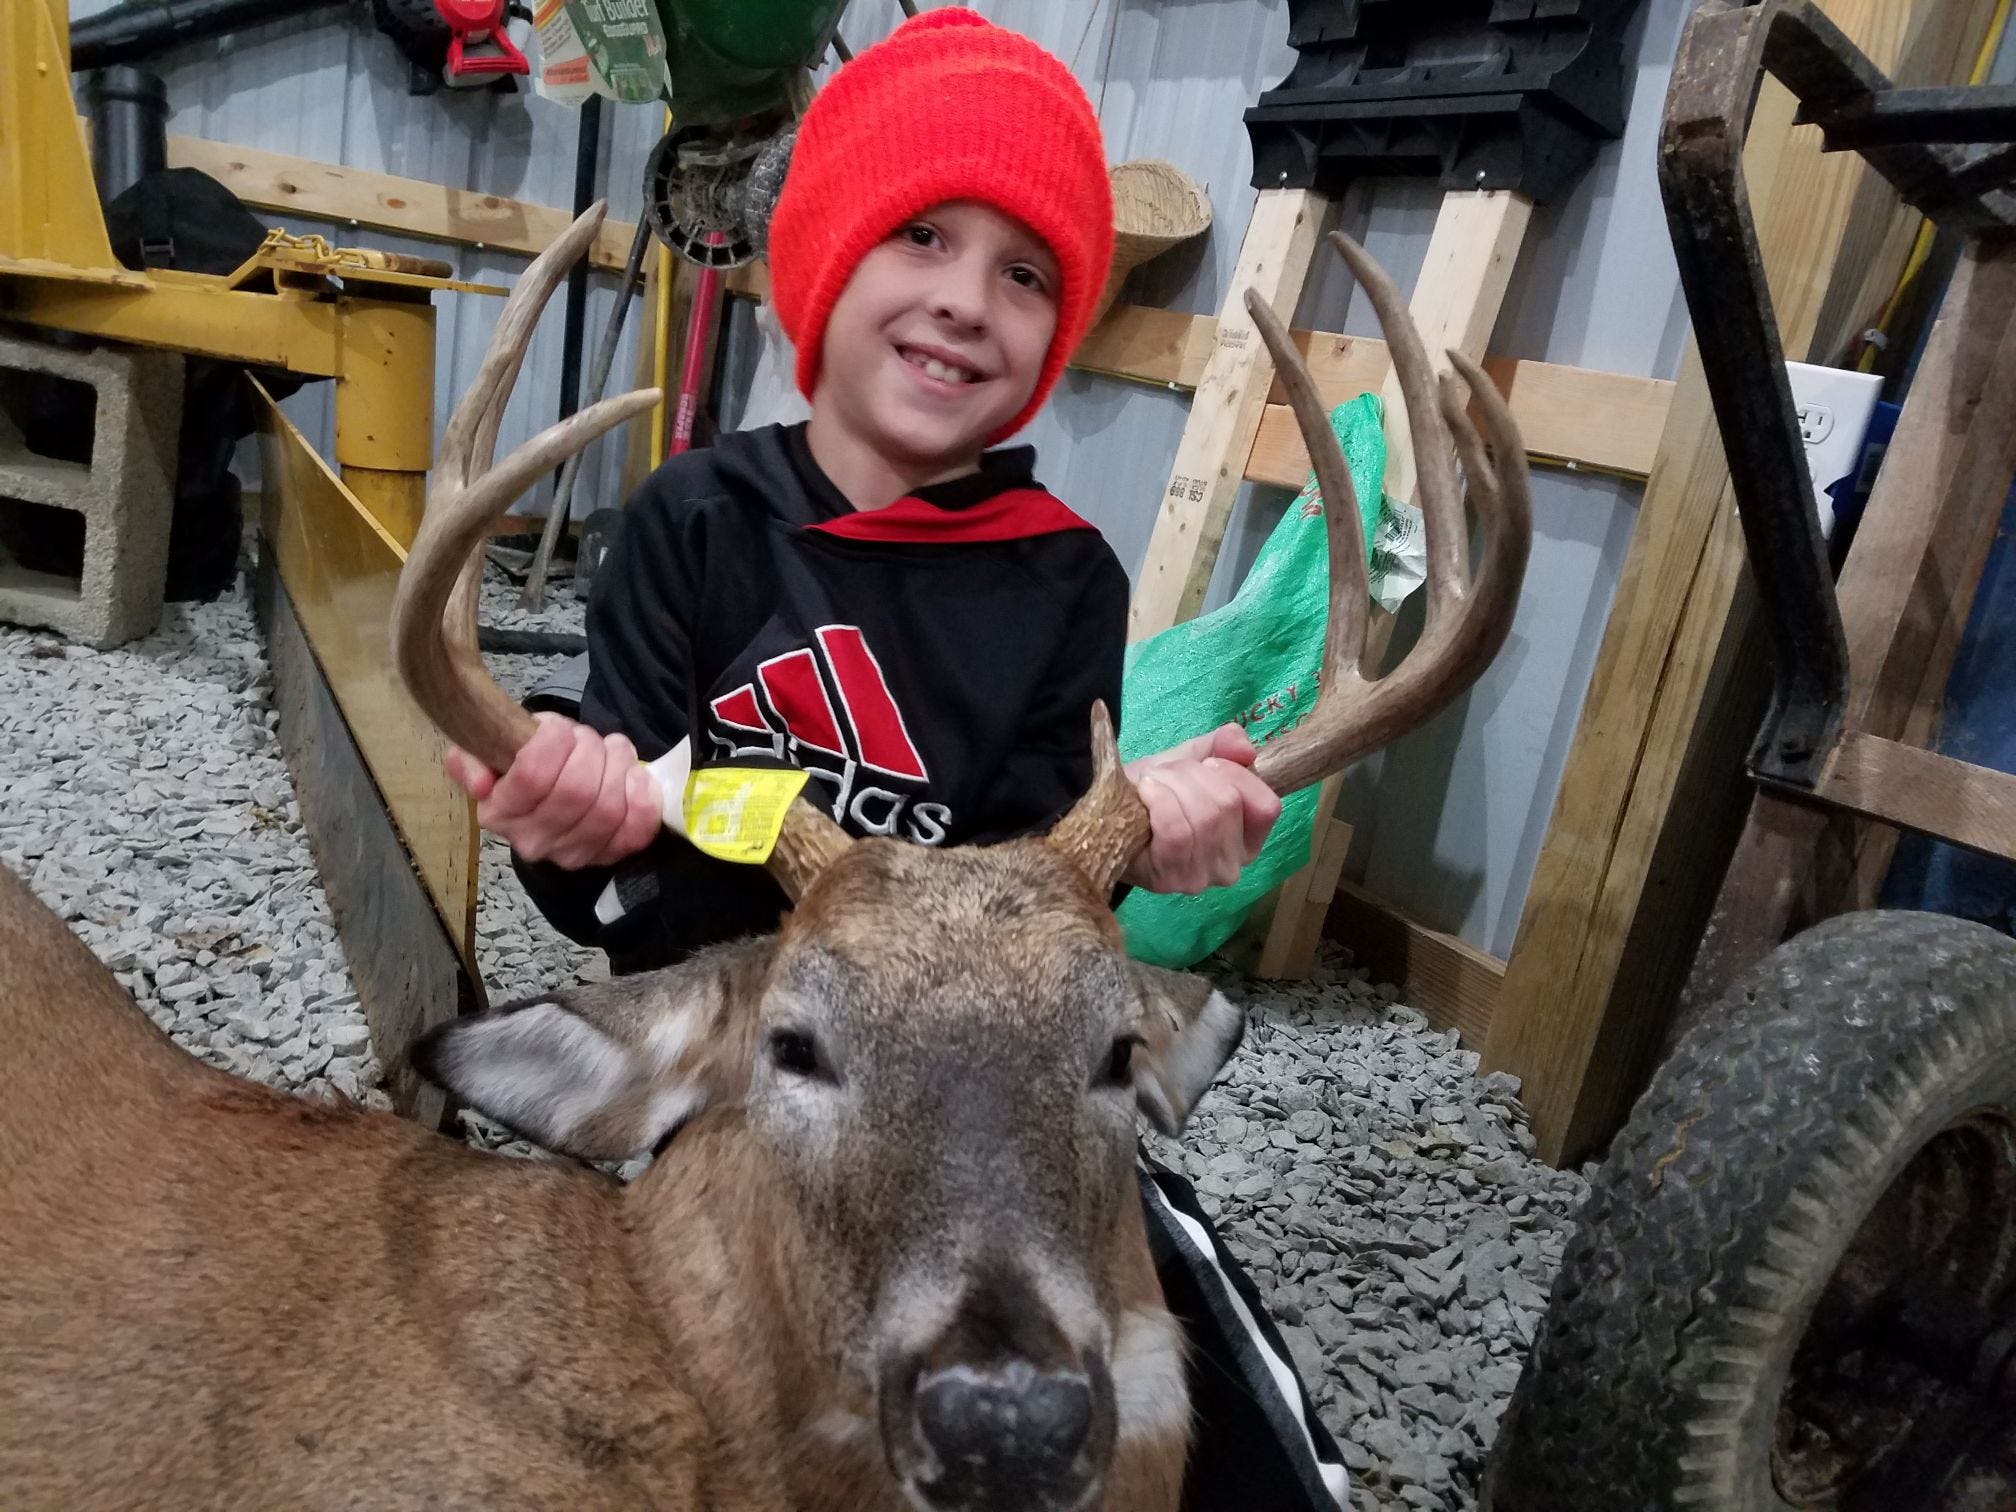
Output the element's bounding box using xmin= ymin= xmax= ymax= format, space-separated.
xmin=470 ymin=332 xmax=534 ymax=483
xmin=1046 ymin=701 xmax=1152 ymax=898
xmin=395 ymin=389 xmax=662 ymax=773
xmin=1245 ymin=288 xmax=1371 ymax=704
xmin=1246 ymin=245 xmax=1531 ymax=798
xmin=439 ymin=204 xmax=610 ymax=489
xmin=391 ymin=203 xmax=663 ymax=779
xmin=1046 ymin=237 xmax=1531 ymax=898
xmin=393 ymin=204 xmax=858 ymax=907
xmin=1325 ymin=231 xmax=1467 ymax=622
xmin=1434 ymin=349 xmax=1532 ymax=666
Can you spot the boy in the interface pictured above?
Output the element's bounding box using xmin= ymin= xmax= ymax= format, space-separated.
xmin=447 ymin=11 xmax=1348 ymax=1508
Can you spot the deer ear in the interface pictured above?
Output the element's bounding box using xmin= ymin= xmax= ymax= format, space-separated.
xmin=410 ymin=939 xmax=773 ymax=1161
xmin=1126 ymin=964 xmax=1246 ymax=1136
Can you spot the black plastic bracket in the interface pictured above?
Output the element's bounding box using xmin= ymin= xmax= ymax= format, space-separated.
xmin=1244 ymin=0 xmax=1647 ymax=205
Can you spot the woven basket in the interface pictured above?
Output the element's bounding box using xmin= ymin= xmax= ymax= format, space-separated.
xmin=1096 ymin=158 xmax=1213 ymax=322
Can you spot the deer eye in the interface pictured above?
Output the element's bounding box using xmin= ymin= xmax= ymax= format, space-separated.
xmin=769 ymin=1028 xmax=823 ymax=1078
xmin=1102 ymin=1035 xmax=1140 ymax=1088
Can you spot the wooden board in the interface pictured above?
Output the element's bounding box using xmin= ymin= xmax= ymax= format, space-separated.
xmin=1369 ymin=192 xmax=1534 ymax=512
xmin=1072 ymin=304 xmax=1219 ymax=391
xmin=1825 ymin=238 xmax=2016 ymax=908
xmin=1814 ymin=735 xmax=2016 ymax=861
xmin=1258 ymin=190 xmax=1534 ymax=982
xmin=167 ymin=135 xmax=638 ymax=272
xmin=253 ymin=386 xmax=477 ymax=971
xmin=255 ymin=557 xmax=477 ymax=1128
xmin=1248 ymin=353 xmax=1670 ymax=485
xmin=1325 ymin=880 xmax=1504 ymax=1050
xmin=1072 ymin=303 xmax=1673 ymax=481
xmin=1837 ymin=245 xmax=2016 ymax=744
xmin=1480 ymin=0 xmax=1959 ymax=1167
xmin=156 ymin=132 xmax=1669 ymax=486
xmin=1252 ymin=815 xmax=1357 ymax=981
xmin=1128 ymin=188 xmax=1329 ymax=641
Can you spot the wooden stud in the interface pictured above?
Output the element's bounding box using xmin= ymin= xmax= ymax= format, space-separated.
xmin=1128 ymin=188 xmax=1329 ymax=642
xmin=1324 ymin=881 xmax=1505 ymax=1049
xmin=1481 ymin=0 xmax=1959 ymax=1167
xmin=167 ymin=135 xmax=640 ymax=272
xmin=1077 ymin=307 xmax=1675 ymax=479
xmin=1073 ymin=304 xmax=1218 ymax=391
xmin=1362 ymin=192 xmax=1535 ymax=511
xmin=163 ymin=132 xmax=1669 ymax=483
xmin=1836 ymin=247 xmax=2016 ymax=746
xmin=1822 ymin=237 xmax=2016 ymax=909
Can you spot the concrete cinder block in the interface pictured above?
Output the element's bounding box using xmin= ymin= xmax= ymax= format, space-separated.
xmin=0 ymin=331 xmax=182 ymax=649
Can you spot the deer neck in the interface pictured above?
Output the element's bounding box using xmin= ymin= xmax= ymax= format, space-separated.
xmin=620 ymin=1117 xmax=875 ymax=1469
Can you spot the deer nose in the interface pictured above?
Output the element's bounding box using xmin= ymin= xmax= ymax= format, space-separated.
xmin=911 ymin=1361 xmax=1095 ymax=1511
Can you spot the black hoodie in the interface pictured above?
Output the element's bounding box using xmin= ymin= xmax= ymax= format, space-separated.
xmin=515 ymin=421 xmax=1130 ymax=972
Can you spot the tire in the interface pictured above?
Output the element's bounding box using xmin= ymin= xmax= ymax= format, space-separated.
xmin=1481 ymin=909 xmax=2016 ymax=1511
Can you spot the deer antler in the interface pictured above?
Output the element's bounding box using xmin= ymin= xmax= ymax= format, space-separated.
xmin=389 ymin=202 xmax=853 ymax=903
xmin=1049 ymin=229 xmax=1533 ymax=896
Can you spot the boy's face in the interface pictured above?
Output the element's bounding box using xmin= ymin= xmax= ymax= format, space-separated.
xmin=812 ymin=200 xmax=1062 ymax=468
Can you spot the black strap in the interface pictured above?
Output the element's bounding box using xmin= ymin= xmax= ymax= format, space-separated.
xmin=135 ymin=171 xmax=175 ymax=267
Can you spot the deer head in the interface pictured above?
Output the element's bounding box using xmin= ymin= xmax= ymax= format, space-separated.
xmin=390 ymin=201 xmax=1529 ymax=1512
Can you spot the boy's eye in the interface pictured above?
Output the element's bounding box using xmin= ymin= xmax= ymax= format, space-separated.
xmin=1008 ymin=264 xmax=1047 ymax=293
xmin=901 ymin=223 xmax=939 ymax=248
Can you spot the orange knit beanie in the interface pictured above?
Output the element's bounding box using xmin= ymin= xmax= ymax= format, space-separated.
xmin=767 ymin=9 xmax=1114 ymax=442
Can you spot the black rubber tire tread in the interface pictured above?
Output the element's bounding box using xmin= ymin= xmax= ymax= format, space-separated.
xmin=1481 ymin=909 xmax=2016 ymax=1511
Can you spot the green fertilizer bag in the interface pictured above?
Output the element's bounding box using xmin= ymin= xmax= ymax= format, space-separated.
xmin=1115 ymin=392 xmax=1419 ymax=968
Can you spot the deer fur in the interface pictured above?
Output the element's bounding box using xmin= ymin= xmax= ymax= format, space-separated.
xmin=0 ymin=832 xmax=1241 ymax=1511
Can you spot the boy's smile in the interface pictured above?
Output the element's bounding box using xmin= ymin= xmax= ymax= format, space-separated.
xmin=807 ymin=200 xmax=1062 ymax=506
xmin=896 ymin=342 xmax=988 ymax=389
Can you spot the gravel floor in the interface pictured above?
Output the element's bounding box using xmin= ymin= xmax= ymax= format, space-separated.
xmin=0 ymin=551 xmax=1589 ymax=1511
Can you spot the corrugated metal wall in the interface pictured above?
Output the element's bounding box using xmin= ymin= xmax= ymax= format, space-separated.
xmin=71 ymin=0 xmax=1702 ymax=960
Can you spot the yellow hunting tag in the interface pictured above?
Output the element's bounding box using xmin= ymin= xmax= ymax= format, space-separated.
xmin=681 ymin=767 xmax=811 ymax=864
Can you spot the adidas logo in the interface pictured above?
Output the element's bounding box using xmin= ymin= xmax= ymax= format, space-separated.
xmin=708 ymin=626 xmax=952 ymax=845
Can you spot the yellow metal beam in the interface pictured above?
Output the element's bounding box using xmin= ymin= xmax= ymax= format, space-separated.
xmin=255 ymin=388 xmax=479 ymax=969
xmin=1 ymin=272 xmax=443 ymax=548
xmin=1 ymin=275 xmax=345 ymax=374
xmin=0 ymin=0 xmax=124 ymax=277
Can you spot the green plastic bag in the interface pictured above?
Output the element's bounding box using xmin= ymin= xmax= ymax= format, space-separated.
xmin=1115 ymin=393 xmax=1393 ymax=968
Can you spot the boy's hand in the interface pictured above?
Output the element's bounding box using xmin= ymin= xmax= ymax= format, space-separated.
xmin=1122 ymin=724 xmax=1282 ymax=895
xmin=442 ymin=712 xmax=663 ymax=870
